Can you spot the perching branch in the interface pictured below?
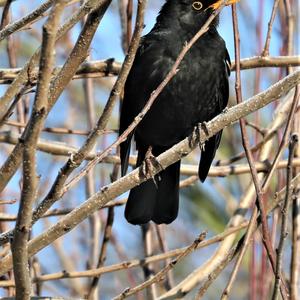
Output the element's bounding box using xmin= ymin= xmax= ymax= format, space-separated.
xmin=0 ymin=69 xmax=298 ymax=276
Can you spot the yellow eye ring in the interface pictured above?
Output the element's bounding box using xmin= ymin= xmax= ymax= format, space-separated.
xmin=192 ymin=1 xmax=203 ymax=10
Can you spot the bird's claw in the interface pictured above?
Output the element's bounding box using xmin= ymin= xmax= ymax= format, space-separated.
xmin=222 ymin=107 xmax=229 ymax=113
xmin=142 ymin=146 xmax=162 ymax=187
xmin=191 ymin=123 xmax=208 ymax=150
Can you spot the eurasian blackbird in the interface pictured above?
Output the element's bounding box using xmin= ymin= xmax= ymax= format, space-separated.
xmin=119 ymin=0 xmax=236 ymax=225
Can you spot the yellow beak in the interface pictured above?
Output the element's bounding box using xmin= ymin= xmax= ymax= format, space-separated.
xmin=210 ymin=0 xmax=240 ymax=10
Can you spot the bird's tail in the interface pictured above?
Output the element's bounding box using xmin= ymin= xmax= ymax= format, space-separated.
xmin=125 ymin=147 xmax=180 ymax=225
xmin=152 ymin=160 xmax=180 ymax=224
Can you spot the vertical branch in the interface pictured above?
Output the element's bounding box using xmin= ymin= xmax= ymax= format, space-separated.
xmin=290 ymin=180 xmax=300 ymax=300
xmin=222 ymin=5 xmax=287 ymax=299
xmin=253 ymin=2 xmax=264 ymax=298
xmin=262 ymin=0 xmax=280 ymax=56
xmin=272 ymin=133 xmax=298 ymax=300
xmin=155 ymin=225 xmax=174 ymax=289
xmin=283 ymin=0 xmax=295 ymax=74
xmin=126 ymin=0 xmax=133 ymax=47
xmin=80 ymin=6 xmax=101 ymax=295
xmin=4 ymin=3 xmax=25 ymax=132
xmin=86 ymin=207 xmax=114 ymax=299
xmin=0 ymin=0 xmax=13 ymax=29
xmin=118 ymin=0 xmax=128 ymax=53
xmin=285 ymin=2 xmax=299 ymax=299
xmin=86 ymin=162 xmax=120 ymax=298
xmin=141 ymin=224 xmax=157 ymax=300
xmin=11 ymin=2 xmax=65 ymax=299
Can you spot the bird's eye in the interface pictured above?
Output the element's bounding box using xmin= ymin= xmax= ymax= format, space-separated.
xmin=192 ymin=1 xmax=203 ymax=10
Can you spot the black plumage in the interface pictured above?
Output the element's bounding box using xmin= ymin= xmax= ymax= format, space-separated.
xmin=119 ymin=0 xmax=231 ymax=225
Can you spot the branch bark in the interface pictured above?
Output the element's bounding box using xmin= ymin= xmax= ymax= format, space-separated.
xmin=0 ymin=69 xmax=298 ymax=276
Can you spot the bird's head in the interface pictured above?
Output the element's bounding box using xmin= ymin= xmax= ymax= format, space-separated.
xmin=188 ymin=0 xmax=239 ymax=10
xmin=156 ymin=0 xmax=240 ymax=35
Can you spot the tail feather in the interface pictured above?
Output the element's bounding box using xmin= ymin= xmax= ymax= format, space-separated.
xmin=120 ymin=132 xmax=134 ymax=177
xmin=152 ymin=161 xmax=180 ymax=224
xmin=199 ymin=132 xmax=222 ymax=182
xmin=125 ymin=145 xmax=157 ymax=225
xmin=125 ymin=177 xmax=158 ymax=225
xmin=124 ymin=146 xmax=180 ymax=225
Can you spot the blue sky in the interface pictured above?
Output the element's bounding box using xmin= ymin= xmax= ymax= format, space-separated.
xmin=0 ymin=0 xmax=294 ymax=298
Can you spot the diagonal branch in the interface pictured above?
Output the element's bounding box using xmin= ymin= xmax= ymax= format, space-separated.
xmin=0 ymin=68 xmax=298 ymax=276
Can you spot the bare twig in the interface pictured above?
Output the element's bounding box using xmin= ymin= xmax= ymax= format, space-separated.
xmin=86 ymin=207 xmax=114 ymax=299
xmin=4 ymin=120 xmax=93 ymax=135
xmin=0 ymin=0 xmax=13 ymax=30
xmin=0 ymin=56 xmax=299 ymax=84
xmin=113 ymin=232 xmax=207 ymax=300
xmin=155 ymin=225 xmax=174 ymax=289
xmin=126 ymin=0 xmax=133 ymax=48
xmin=0 ymin=0 xmax=55 ymax=41
xmin=2 ymin=132 xmax=300 ymax=177
xmin=0 ymin=0 xmax=107 ymax=192
xmin=0 ymin=199 xmax=16 ymax=205
xmin=262 ymin=0 xmax=280 ymax=56
xmin=272 ymin=133 xmax=298 ymax=300
xmin=0 ymin=69 xmax=298 ymax=276
xmin=141 ymin=224 xmax=157 ymax=300
xmin=222 ymin=6 xmax=288 ymax=299
xmin=0 ymin=200 xmax=126 ymax=222
xmin=0 ymin=223 xmax=248 ymax=287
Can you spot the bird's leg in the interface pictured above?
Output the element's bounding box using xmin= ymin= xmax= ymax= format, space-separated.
xmin=143 ymin=146 xmax=163 ymax=188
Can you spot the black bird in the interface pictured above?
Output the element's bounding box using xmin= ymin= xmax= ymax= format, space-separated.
xmin=119 ymin=0 xmax=236 ymax=225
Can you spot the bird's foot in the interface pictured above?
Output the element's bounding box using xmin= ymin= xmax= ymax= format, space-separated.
xmin=143 ymin=146 xmax=162 ymax=188
xmin=222 ymin=107 xmax=229 ymax=113
xmin=191 ymin=122 xmax=209 ymax=150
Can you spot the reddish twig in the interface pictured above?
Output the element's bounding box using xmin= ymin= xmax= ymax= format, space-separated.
xmin=272 ymin=133 xmax=298 ymax=299
xmin=222 ymin=6 xmax=287 ymax=299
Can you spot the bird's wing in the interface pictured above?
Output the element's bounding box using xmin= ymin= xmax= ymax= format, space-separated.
xmin=119 ymin=36 xmax=170 ymax=176
xmin=198 ymin=50 xmax=230 ymax=182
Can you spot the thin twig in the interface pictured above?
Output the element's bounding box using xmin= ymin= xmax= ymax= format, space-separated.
xmin=262 ymin=0 xmax=280 ymax=56
xmin=114 ymin=232 xmax=207 ymax=300
xmin=0 ymin=200 xmax=126 ymax=222
xmin=0 ymin=224 xmax=248 ymax=287
xmin=0 ymin=199 xmax=16 ymax=205
xmin=141 ymin=224 xmax=157 ymax=300
xmin=0 ymin=56 xmax=299 ymax=85
xmin=272 ymin=133 xmax=298 ymax=300
xmin=155 ymin=225 xmax=174 ymax=289
xmin=0 ymin=69 xmax=298 ymax=275
xmin=0 ymin=0 xmax=55 ymax=41
xmin=222 ymin=6 xmax=284 ymax=299
xmin=4 ymin=120 xmax=94 ymax=135
xmin=0 ymin=0 xmax=13 ymax=30
xmin=0 ymin=0 xmax=106 ymax=192
xmin=86 ymin=207 xmax=114 ymax=299
xmin=126 ymin=0 xmax=133 ymax=48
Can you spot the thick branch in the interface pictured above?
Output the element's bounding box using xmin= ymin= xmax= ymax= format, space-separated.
xmin=0 ymin=69 xmax=298 ymax=276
